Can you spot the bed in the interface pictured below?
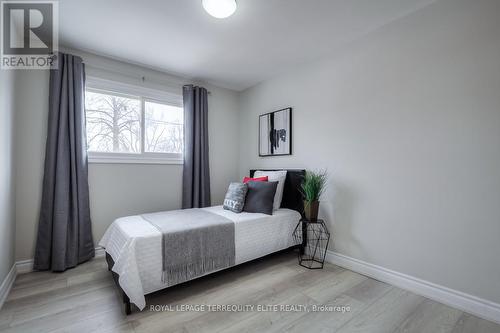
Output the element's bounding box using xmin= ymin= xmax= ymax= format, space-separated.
xmin=99 ymin=169 xmax=305 ymax=314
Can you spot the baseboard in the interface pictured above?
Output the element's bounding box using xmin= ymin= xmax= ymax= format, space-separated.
xmin=94 ymin=246 xmax=105 ymax=258
xmin=325 ymin=250 xmax=500 ymax=325
xmin=16 ymin=246 xmax=105 ymax=275
xmin=0 ymin=264 xmax=16 ymax=310
xmin=15 ymin=259 xmax=34 ymax=274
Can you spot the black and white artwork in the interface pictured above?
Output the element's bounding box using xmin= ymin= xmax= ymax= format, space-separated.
xmin=259 ymin=108 xmax=292 ymax=156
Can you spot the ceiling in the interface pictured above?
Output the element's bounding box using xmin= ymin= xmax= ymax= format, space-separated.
xmin=59 ymin=0 xmax=435 ymax=91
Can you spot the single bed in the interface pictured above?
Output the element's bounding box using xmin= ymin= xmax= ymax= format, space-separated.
xmin=99 ymin=169 xmax=305 ymax=314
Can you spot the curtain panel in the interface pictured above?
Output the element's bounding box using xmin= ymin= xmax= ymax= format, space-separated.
xmin=182 ymin=85 xmax=211 ymax=208
xmin=34 ymin=53 xmax=95 ymax=272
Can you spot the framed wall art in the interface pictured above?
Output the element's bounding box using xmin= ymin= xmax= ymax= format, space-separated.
xmin=259 ymin=107 xmax=292 ymax=156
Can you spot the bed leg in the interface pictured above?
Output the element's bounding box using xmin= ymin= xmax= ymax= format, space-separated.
xmin=123 ymin=292 xmax=132 ymax=315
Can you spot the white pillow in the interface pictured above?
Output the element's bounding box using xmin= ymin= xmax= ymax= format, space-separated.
xmin=254 ymin=170 xmax=287 ymax=211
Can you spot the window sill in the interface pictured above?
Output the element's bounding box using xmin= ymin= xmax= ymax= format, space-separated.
xmin=88 ymin=154 xmax=183 ymax=165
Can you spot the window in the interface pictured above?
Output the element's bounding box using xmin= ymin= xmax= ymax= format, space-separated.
xmin=84 ymin=80 xmax=183 ymax=164
xmin=86 ymin=90 xmax=141 ymax=153
xmin=144 ymin=101 xmax=183 ymax=154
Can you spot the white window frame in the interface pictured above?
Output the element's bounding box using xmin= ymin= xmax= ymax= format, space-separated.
xmin=85 ymin=77 xmax=184 ymax=165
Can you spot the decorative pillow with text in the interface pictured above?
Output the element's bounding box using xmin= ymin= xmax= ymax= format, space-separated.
xmin=223 ymin=182 xmax=248 ymax=213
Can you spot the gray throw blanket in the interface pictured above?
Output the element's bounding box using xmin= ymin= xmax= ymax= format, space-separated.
xmin=142 ymin=209 xmax=235 ymax=285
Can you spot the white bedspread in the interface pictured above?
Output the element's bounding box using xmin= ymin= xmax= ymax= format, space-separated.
xmin=99 ymin=206 xmax=301 ymax=310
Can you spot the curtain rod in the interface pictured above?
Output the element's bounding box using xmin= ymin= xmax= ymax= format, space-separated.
xmin=84 ymin=63 xmax=211 ymax=95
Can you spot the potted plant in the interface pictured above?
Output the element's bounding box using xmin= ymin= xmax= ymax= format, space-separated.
xmin=301 ymin=170 xmax=327 ymax=221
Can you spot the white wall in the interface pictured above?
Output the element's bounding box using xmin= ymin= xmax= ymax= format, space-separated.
xmin=238 ymin=0 xmax=500 ymax=305
xmin=0 ymin=70 xmax=17 ymax=282
xmin=10 ymin=0 xmax=500 ymax=312
xmin=14 ymin=51 xmax=240 ymax=261
xmin=15 ymin=70 xmax=50 ymax=262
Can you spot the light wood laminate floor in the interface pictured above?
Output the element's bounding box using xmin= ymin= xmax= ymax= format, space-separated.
xmin=0 ymin=251 xmax=498 ymax=333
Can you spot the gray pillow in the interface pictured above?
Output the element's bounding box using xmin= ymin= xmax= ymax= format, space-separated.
xmin=223 ymin=182 xmax=248 ymax=213
xmin=243 ymin=181 xmax=278 ymax=215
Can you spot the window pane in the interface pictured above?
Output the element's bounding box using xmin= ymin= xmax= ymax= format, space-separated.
xmin=145 ymin=101 xmax=184 ymax=154
xmin=85 ymin=91 xmax=141 ymax=153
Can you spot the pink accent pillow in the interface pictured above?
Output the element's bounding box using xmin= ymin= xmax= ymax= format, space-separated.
xmin=242 ymin=176 xmax=268 ymax=184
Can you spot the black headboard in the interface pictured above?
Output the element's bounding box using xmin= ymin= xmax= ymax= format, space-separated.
xmin=250 ymin=169 xmax=305 ymax=215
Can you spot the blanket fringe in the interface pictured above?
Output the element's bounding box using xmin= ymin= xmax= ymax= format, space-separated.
xmin=162 ymin=257 xmax=234 ymax=285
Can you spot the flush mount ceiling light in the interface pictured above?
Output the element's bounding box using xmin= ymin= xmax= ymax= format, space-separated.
xmin=202 ymin=0 xmax=237 ymax=19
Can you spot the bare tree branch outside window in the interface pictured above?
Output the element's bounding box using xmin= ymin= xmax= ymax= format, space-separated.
xmin=145 ymin=101 xmax=183 ymax=153
xmin=85 ymin=90 xmax=184 ymax=155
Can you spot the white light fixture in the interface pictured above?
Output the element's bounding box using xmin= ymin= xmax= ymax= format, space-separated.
xmin=202 ymin=0 xmax=237 ymax=19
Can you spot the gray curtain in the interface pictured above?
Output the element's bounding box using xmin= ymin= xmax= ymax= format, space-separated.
xmin=182 ymin=85 xmax=211 ymax=208
xmin=34 ymin=53 xmax=95 ymax=272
